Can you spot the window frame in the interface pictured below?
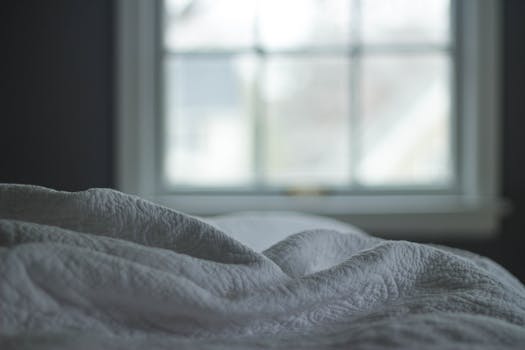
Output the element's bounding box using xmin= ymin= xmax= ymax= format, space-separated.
xmin=116 ymin=0 xmax=504 ymax=237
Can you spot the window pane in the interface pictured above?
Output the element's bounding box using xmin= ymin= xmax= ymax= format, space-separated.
xmin=161 ymin=0 xmax=455 ymax=192
xmin=263 ymin=57 xmax=351 ymax=186
xmin=164 ymin=0 xmax=256 ymax=50
xmin=164 ymin=55 xmax=256 ymax=186
xmin=361 ymin=0 xmax=450 ymax=44
xmin=357 ymin=53 xmax=451 ymax=186
xmin=259 ymin=0 xmax=351 ymax=49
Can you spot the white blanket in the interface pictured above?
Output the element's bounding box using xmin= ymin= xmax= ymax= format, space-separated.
xmin=1 ymin=184 xmax=524 ymax=349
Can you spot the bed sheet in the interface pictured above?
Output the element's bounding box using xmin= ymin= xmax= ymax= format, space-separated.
xmin=1 ymin=184 xmax=524 ymax=349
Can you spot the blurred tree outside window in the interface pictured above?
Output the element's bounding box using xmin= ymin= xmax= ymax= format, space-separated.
xmin=162 ymin=0 xmax=453 ymax=191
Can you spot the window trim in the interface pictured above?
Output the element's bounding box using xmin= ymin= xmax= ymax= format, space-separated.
xmin=116 ymin=0 xmax=504 ymax=237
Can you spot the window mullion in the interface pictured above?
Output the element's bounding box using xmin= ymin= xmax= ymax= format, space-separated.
xmin=252 ymin=2 xmax=264 ymax=189
xmin=349 ymin=0 xmax=362 ymax=188
xmin=450 ymin=0 xmax=461 ymax=193
xmin=253 ymin=54 xmax=265 ymax=189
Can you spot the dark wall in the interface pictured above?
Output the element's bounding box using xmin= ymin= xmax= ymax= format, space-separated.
xmin=0 ymin=0 xmax=114 ymax=191
xmin=451 ymin=0 xmax=525 ymax=281
xmin=499 ymin=0 xmax=525 ymax=274
xmin=0 ymin=1 xmax=524 ymax=280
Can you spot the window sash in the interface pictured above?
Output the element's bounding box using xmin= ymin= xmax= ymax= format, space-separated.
xmin=159 ymin=1 xmax=456 ymax=193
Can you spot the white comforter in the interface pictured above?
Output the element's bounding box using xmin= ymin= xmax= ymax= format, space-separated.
xmin=1 ymin=184 xmax=524 ymax=349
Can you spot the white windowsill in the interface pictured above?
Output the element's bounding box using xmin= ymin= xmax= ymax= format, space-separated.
xmin=149 ymin=194 xmax=507 ymax=238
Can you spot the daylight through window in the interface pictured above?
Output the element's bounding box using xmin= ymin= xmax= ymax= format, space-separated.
xmin=162 ymin=0 xmax=453 ymax=191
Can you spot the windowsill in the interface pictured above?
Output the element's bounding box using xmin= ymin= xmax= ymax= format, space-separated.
xmin=150 ymin=193 xmax=507 ymax=238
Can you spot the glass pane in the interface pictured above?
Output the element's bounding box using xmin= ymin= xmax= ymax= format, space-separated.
xmin=164 ymin=0 xmax=256 ymax=50
xmin=263 ymin=57 xmax=351 ymax=186
xmin=361 ymin=0 xmax=450 ymax=44
xmin=357 ymin=53 xmax=451 ymax=186
xmin=259 ymin=0 xmax=351 ymax=49
xmin=164 ymin=55 xmax=256 ymax=186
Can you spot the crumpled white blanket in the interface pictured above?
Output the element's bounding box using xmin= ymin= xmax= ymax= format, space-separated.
xmin=1 ymin=184 xmax=524 ymax=349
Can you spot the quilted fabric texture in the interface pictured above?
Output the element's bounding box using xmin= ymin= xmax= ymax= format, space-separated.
xmin=1 ymin=184 xmax=525 ymax=349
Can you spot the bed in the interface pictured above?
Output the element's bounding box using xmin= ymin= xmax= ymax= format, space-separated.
xmin=1 ymin=184 xmax=524 ymax=349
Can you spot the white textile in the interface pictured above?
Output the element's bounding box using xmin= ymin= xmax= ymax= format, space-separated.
xmin=1 ymin=184 xmax=524 ymax=349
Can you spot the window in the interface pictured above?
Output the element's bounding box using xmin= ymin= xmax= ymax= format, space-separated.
xmin=163 ymin=0 xmax=451 ymax=190
xmin=117 ymin=0 xmax=502 ymax=236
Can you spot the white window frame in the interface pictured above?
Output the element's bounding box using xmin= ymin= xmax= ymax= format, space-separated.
xmin=116 ymin=0 xmax=504 ymax=238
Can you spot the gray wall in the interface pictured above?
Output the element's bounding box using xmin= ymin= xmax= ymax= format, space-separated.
xmin=0 ymin=0 xmax=114 ymax=190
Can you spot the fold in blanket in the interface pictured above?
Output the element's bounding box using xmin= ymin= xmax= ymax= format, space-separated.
xmin=1 ymin=184 xmax=525 ymax=349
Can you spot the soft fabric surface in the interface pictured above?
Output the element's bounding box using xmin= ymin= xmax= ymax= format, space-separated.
xmin=1 ymin=184 xmax=524 ymax=349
